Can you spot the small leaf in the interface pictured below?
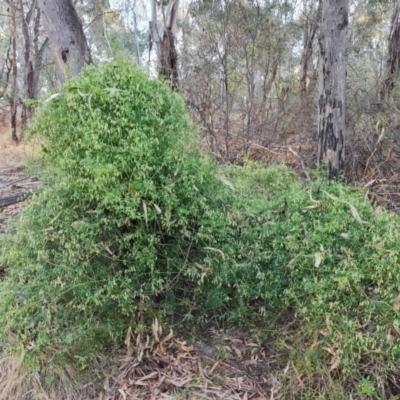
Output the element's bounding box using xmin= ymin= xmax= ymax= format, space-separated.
xmin=153 ymin=203 xmax=162 ymax=214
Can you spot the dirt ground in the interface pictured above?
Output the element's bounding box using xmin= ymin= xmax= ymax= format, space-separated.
xmin=0 ymin=107 xmax=40 ymax=233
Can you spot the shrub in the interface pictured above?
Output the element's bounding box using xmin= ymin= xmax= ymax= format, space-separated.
xmin=0 ymin=61 xmax=234 ymax=365
xmin=1 ymin=60 xmax=400 ymax=389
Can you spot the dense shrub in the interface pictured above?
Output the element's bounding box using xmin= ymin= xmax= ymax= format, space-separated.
xmin=1 ymin=60 xmax=400 ymax=382
xmin=0 ymin=61 xmax=235 ymax=365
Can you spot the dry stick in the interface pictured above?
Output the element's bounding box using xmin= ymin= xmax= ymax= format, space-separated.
xmin=0 ymin=175 xmax=31 ymax=189
xmin=300 ymin=158 xmax=311 ymax=181
xmin=0 ymin=191 xmax=31 ymax=207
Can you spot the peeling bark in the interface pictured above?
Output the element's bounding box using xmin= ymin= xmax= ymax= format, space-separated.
xmin=317 ymin=0 xmax=348 ymax=180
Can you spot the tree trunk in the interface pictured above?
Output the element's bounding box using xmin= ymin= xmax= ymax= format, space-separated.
xmin=159 ymin=28 xmax=178 ymax=89
xmin=36 ymin=0 xmax=92 ymax=82
xmin=0 ymin=38 xmax=12 ymax=99
xmin=9 ymin=0 xmax=18 ymax=142
xmin=381 ymin=2 xmax=400 ymax=102
xmin=300 ymin=0 xmax=321 ymax=100
xmin=150 ymin=0 xmax=179 ymax=89
xmin=317 ymin=0 xmax=349 ymax=180
xmin=20 ymin=0 xmax=36 ymax=126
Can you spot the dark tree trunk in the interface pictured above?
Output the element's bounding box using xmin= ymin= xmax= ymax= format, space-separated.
xmin=317 ymin=0 xmax=349 ymax=180
xmin=381 ymin=2 xmax=400 ymax=102
xmin=150 ymin=0 xmax=179 ymax=89
xmin=160 ymin=28 xmax=178 ymax=89
xmin=36 ymin=0 xmax=92 ymax=82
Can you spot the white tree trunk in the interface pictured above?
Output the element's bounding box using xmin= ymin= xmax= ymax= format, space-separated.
xmin=36 ymin=0 xmax=92 ymax=82
xmin=317 ymin=0 xmax=349 ymax=179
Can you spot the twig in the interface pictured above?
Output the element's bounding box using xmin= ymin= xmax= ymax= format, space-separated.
xmin=300 ymin=158 xmax=311 ymax=181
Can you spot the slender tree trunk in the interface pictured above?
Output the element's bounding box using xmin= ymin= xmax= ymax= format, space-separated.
xmin=300 ymin=0 xmax=321 ymax=100
xmin=32 ymin=8 xmax=49 ymax=98
xmin=132 ymin=0 xmax=142 ymax=65
xmin=0 ymin=38 xmax=12 ymax=99
xmin=20 ymin=0 xmax=35 ymax=126
xmin=317 ymin=0 xmax=349 ymax=180
xmin=9 ymin=1 xmax=18 ymax=142
xmin=381 ymin=2 xmax=400 ymax=102
xmin=36 ymin=0 xmax=92 ymax=82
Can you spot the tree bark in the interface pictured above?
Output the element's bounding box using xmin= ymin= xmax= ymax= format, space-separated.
xmin=300 ymin=0 xmax=321 ymax=100
xmin=20 ymin=0 xmax=36 ymax=125
xmin=381 ymin=2 xmax=400 ymax=102
xmin=317 ymin=0 xmax=349 ymax=180
xmin=150 ymin=0 xmax=179 ymax=89
xmin=9 ymin=0 xmax=18 ymax=142
xmin=36 ymin=0 xmax=92 ymax=82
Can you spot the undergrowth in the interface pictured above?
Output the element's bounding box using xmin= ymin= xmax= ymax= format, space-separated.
xmin=0 ymin=60 xmax=400 ymax=398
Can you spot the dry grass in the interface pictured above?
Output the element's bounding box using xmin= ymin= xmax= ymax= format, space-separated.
xmin=0 ymin=355 xmax=100 ymax=400
xmin=0 ymin=106 xmax=40 ymax=168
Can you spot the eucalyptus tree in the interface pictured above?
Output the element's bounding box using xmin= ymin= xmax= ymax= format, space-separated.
xmin=181 ymin=0 xmax=299 ymax=160
xmin=7 ymin=0 xmax=18 ymax=141
xmin=36 ymin=0 xmax=92 ymax=82
xmin=381 ymin=1 xmax=400 ymax=102
xmin=317 ymin=0 xmax=349 ymax=179
xmin=19 ymin=0 xmax=49 ymax=124
xmin=299 ymin=0 xmax=321 ymax=100
xmin=150 ymin=0 xmax=180 ymax=88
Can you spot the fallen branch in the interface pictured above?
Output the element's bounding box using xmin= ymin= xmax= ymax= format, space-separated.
xmin=0 ymin=191 xmax=31 ymax=207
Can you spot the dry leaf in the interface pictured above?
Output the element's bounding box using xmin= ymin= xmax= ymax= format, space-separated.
xmin=142 ymin=200 xmax=148 ymax=226
xmin=349 ymin=204 xmax=364 ymax=224
xmin=124 ymin=326 xmax=133 ymax=356
xmin=314 ymin=252 xmax=323 ymax=268
xmin=394 ymin=294 xmax=400 ymax=311
xmin=167 ymin=378 xmax=191 ymax=387
xmin=161 ymin=329 xmax=174 ymax=343
xmin=204 ymin=246 xmax=226 ymax=260
xmin=118 ymin=389 xmax=127 ymax=400
xmin=329 ymin=353 xmax=341 ymax=371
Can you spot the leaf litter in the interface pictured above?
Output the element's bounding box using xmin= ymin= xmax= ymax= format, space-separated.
xmin=100 ymin=319 xmax=278 ymax=400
